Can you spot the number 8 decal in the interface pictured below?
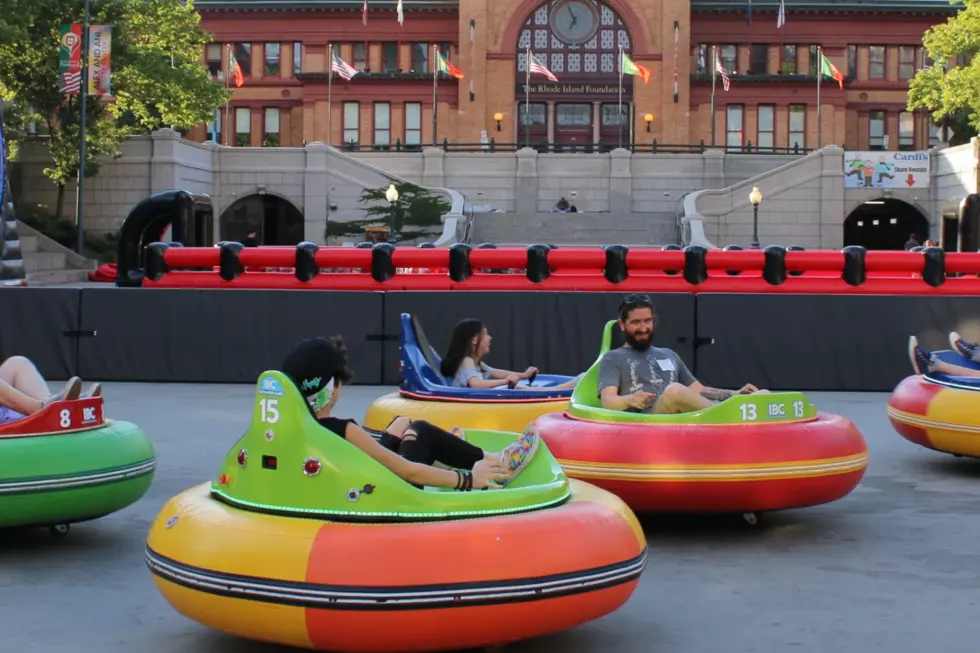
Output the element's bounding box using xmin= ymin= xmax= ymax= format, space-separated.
xmin=60 ymin=409 xmax=71 ymax=428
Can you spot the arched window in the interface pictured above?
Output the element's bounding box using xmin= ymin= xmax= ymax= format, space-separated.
xmin=516 ymin=3 xmax=632 ymax=79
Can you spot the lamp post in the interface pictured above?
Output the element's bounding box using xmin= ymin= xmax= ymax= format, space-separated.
xmin=494 ymin=112 xmax=503 ymax=132
xmin=644 ymin=113 xmax=653 ymax=133
xmin=385 ymin=183 xmax=399 ymax=245
xmin=749 ymin=186 xmax=763 ymax=249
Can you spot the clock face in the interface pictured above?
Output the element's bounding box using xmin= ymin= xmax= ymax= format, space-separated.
xmin=550 ymin=0 xmax=600 ymax=46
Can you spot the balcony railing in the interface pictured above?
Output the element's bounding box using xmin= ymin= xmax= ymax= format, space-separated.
xmin=338 ymin=138 xmax=814 ymax=155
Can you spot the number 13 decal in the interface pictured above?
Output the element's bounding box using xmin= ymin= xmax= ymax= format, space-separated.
xmin=260 ymin=398 xmax=280 ymax=424
xmin=739 ymin=404 xmax=757 ymax=421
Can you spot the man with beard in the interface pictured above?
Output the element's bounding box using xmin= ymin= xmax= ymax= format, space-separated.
xmin=598 ymin=294 xmax=763 ymax=414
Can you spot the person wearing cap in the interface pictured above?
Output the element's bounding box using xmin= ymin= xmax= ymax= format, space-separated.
xmin=282 ymin=335 xmax=542 ymax=491
xmin=598 ymin=294 xmax=765 ymax=415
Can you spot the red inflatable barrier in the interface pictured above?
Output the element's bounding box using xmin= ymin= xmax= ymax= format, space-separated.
xmin=136 ymin=244 xmax=980 ymax=295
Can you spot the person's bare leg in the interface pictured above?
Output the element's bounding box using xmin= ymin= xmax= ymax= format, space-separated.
xmin=0 ymin=380 xmax=43 ymax=415
xmin=910 ymin=336 xmax=980 ymax=378
xmin=936 ymin=360 xmax=980 ymax=378
xmin=0 ymin=356 xmax=50 ymax=400
xmin=653 ymin=383 xmax=715 ymax=414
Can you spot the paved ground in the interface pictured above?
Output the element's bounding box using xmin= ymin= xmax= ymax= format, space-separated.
xmin=2 ymin=385 xmax=979 ymax=653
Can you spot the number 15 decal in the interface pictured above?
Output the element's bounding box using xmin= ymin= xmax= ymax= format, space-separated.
xmin=739 ymin=404 xmax=757 ymax=421
xmin=260 ymin=398 xmax=280 ymax=424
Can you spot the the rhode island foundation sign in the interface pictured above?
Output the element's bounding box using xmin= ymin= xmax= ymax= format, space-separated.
xmin=843 ymin=151 xmax=930 ymax=189
xmin=517 ymin=82 xmax=629 ymax=97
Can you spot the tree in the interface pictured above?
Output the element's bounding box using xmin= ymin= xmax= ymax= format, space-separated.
xmin=0 ymin=0 xmax=228 ymax=218
xmin=907 ymin=0 xmax=980 ymax=143
xmin=327 ymin=182 xmax=452 ymax=242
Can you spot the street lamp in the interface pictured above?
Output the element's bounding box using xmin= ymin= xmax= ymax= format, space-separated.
xmin=644 ymin=113 xmax=653 ymax=132
xmin=385 ymin=183 xmax=399 ymax=244
xmin=494 ymin=112 xmax=503 ymax=132
xmin=749 ymin=186 xmax=763 ymax=249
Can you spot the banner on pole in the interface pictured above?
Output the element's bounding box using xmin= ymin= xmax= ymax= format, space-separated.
xmin=58 ymin=24 xmax=83 ymax=95
xmin=88 ymin=25 xmax=112 ymax=96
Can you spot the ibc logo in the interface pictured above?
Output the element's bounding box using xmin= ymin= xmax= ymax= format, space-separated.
xmin=768 ymin=403 xmax=786 ymax=418
xmin=82 ymin=406 xmax=97 ymax=423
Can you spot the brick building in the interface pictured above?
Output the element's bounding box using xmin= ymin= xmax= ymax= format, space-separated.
xmin=189 ymin=0 xmax=958 ymax=152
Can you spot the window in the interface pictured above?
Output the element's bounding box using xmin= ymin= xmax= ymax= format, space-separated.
xmin=235 ymin=107 xmax=251 ymax=147
xmin=233 ymin=43 xmax=252 ymax=79
xmin=899 ymin=46 xmax=916 ymax=79
xmin=693 ymin=44 xmax=708 ymax=74
xmin=847 ymin=45 xmax=856 ymax=76
xmin=869 ymin=110 xmax=886 ymax=150
xmin=293 ymin=42 xmax=302 ymax=75
xmin=720 ymin=45 xmax=737 ymax=73
xmin=374 ymin=102 xmax=391 ymax=146
xmin=869 ymin=46 xmax=885 ymax=79
xmin=353 ymin=43 xmax=367 ymax=71
xmin=519 ymin=103 xmax=546 ymax=126
xmin=808 ymin=45 xmax=820 ymax=76
xmin=343 ymin=102 xmax=359 ymax=145
xmin=405 ymin=102 xmax=422 ymax=148
xmin=265 ymin=43 xmax=280 ymax=76
xmin=899 ymin=112 xmax=914 ymax=150
xmin=206 ymin=44 xmax=222 ymax=78
xmin=207 ymin=109 xmax=222 ymax=143
xmin=263 ymin=108 xmax=280 ymax=147
xmin=726 ymin=104 xmax=743 ymax=147
xmin=556 ymin=104 xmax=592 ymax=126
xmin=601 ymin=103 xmax=627 ymax=126
xmin=412 ymin=43 xmax=429 ymax=73
xmin=781 ymin=45 xmax=797 ymax=74
xmin=789 ymin=104 xmax=805 ymax=150
xmin=757 ymin=105 xmax=774 ymax=150
xmin=749 ymin=45 xmax=768 ymax=74
xmin=440 ymin=43 xmax=452 ymax=59
xmin=382 ymin=42 xmax=398 ymax=72
xmin=929 ymin=121 xmax=943 ymax=147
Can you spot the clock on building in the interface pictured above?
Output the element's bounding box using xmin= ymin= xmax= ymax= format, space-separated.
xmin=549 ymin=0 xmax=600 ymax=45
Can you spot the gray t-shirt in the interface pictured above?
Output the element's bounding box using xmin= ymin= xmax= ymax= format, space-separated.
xmin=598 ymin=346 xmax=696 ymax=412
xmin=450 ymin=361 xmax=497 ymax=388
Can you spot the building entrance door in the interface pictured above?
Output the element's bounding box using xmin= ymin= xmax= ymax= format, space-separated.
xmin=554 ymin=103 xmax=593 ymax=152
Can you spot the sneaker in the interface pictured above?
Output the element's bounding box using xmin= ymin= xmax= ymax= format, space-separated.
xmin=498 ymin=426 xmax=541 ymax=486
xmin=449 ymin=426 xmax=466 ymax=441
xmin=908 ymin=336 xmax=938 ymax=376
xmin=83 ymin=383 xmax=102 ymax=399
xmin=43 ymin=377 xmax=82 ymax=407
xmin=949 ymin=332 xmax=980 ymax=363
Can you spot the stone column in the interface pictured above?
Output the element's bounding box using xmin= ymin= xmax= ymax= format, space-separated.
xmin=547 ymin=102 xmax=556 ymax=147
xmin=592 ymin=101 xmax=601 ymax=144
xmin=422 ymin=147 xmax=446 ymax=188
xmin=818 ymin=145 xmax=846 ymax=248
xmin=701 ymin=148 xmax=726 ymax=190
xmin=304 ymin=141 xmax=329 ymax=243
xmin=515 ymin=147 xmax=538 ymax=213
xmin=609 ymin=148 xmax=632 ymax=213
xmin=149 ymin=128 xmax=181 ymax=195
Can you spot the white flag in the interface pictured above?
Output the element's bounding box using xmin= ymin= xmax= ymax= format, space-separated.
xmin=777 ymin=0 xmax=785 ymax=27
xmin=396 ymin=0 xmax=403 ymax=25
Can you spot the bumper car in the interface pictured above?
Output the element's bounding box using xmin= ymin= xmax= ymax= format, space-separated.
xmin=533 ymin=321 xmax=869 ymax=522
xmin=146 ymin=371 xmax=647 ymax=652
xmin=0 ymin=395 xmax=155 ymax=536
xmin=363 ymin=313 xmax=576 ymax=433
xmin=888 ymin=350 xmax=980 ymax=457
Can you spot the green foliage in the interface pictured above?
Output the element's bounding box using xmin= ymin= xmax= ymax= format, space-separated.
xmin=326 ymin=182 xmax=451 ymax=241
xmin=0 ymin=0 xmax=228 ymax=215
xmin=16 ymin=202 xmax=118 ymax=262
xmin=907 ymin=0 xmax=980 ymax=141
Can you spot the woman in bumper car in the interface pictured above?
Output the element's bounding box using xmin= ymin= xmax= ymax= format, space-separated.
xmin=282 ymin=336 xmax=542 ymax=491
xmin=441 ymin=318 xmax=581 ymax=390
xmin=0 ymin=356 xmax=101 ymax=424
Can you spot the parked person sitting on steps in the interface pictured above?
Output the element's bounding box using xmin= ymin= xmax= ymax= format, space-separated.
xmin=282 ymin=336 xmax=541 ymax=490
xmin=908 ymin=333 xmax=980 ymax=378
xmin=440 ymin=318 xmax=580 ymax=390
xmin=598 ymin=294 xmax=767 ymax=415
xmin=0 ymin=357 xmax=101 ymax=424
xmin=553 ymin=197 xmax=570 ymax=213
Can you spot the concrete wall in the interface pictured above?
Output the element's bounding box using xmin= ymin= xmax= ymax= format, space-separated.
xmin=930 ymin=140 xmax=979 ymax=216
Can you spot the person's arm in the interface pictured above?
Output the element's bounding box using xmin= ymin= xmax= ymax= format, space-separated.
xmin=466 ymin=361 xmax=519 ymax=387
xmin=597 ymin=355 xmax=652 ymax=411
xmin=344 ymin=423 xmax=464 ymax=488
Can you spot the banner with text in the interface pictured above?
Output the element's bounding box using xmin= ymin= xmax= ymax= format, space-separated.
xmin=843 ymin=151 xmax=930 ymax=189
xmin=517 ymin=82 xmax=631 ymax=97
xmin=88 ymin=25 xmax=112 ymax=96
xmin=58 ymin=24 xmax=83 ymax=94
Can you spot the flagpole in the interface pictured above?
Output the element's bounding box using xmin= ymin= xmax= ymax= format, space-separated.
xmin=710 ymin=46 xmax=717 ymax=147
xmin=525 ymin=46 xmax=530 ymax=148
xmin=432 ymin=45 xmax=438 ymax=146
xmin=224 ymin=45 xmax=231 ymax=146
xmin=816 ymin=46 xmax=823 ymax=149
xmin=618 ymin=46 xmax=623 ymax=149
xmin=327 ymin=44 xmax=334 ymax=148
xmin=75 ymin=0 xmax=91 ymax=254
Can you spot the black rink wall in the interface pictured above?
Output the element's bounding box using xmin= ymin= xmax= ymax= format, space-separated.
xmin=2 ymin=287 xmax=978 ymax=392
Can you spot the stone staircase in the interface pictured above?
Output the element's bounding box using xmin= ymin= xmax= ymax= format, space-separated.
xmin=18 ymin=221 xmax=98 ymax=285
xmin=471 ymin=211 xmax=680 ymax=246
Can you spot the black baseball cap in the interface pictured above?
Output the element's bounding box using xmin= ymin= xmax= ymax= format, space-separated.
xmin=282 ymin=336 xmax=353 ymax=396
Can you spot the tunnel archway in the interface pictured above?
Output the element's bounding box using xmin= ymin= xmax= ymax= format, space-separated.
xmin=219 ymin=193 xmax=304 ymax=245
xmin=843 ymin=198 xmax=930 ymax=250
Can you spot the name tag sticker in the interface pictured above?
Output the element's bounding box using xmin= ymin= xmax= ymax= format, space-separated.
xmin=657 ymin=359 xmax=676 ymax=372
